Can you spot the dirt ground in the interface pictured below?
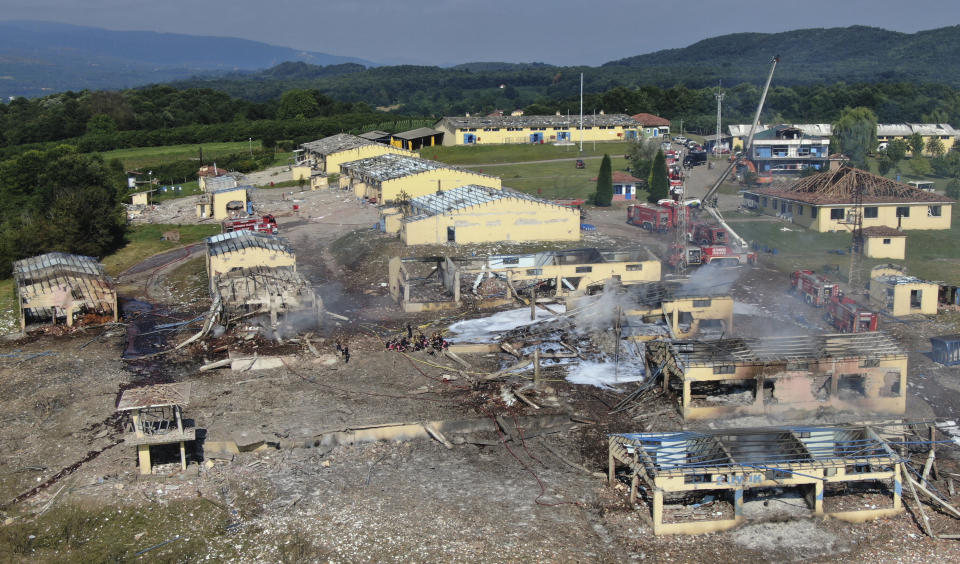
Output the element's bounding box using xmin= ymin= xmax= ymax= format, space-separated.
xmin=2 ymin=180 xmax=960 ymax=562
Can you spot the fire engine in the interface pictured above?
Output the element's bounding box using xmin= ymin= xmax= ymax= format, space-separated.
xmin=222 ymin=214 xmax=279 ymax=235
xmin=627 ymin=201 xmax=690 ymax=232
xmin=790 ymin=270 xmax=841 ymax=306
xmin=825 ymin=297 xmax=879 ymax=333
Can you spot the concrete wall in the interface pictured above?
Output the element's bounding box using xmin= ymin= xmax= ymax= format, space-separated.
xmin=752 ymin=195 xmax=952 ymax=231
xmin=437 ymin=122 xmax=638 ymax=146
xmin=479 ymin=256 xmax=661 ymax=297
xmin=209 ymin=187 xmax=248 ymax=221
xmin=864 ymin=235 xmax=906 ymax=259
xmin=207 ymin=248 xmax=296 ymax=277
xmin=291 ymin=165 xmax=311 ymax=181
xmin=401 ymin=198 xmax=579 ymax=245
xmin=627 ymin=296 xmax=734 ymax=339
xmin=869 ymin=279 xmax=939 ymax=316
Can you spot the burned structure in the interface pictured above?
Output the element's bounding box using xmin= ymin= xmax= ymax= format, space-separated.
xmin=388 ymin=248 xmax=661 ymax=312
xmin=205 ymin=231 xmax=296 ymax=277
xmin=13 ymin=252 xmax=118 ymax=332
xmin=212 ymin=265 xmax=322 ymax=329
xmin=648 ymin=332 xmax=907 ymax=420
xmin=117 ymin=383 xmax=195 ymax=475
xmin=620 ymin=281 xmax=734 ymax=341
xmin=609 ymin=425 xmax=904 ymax=535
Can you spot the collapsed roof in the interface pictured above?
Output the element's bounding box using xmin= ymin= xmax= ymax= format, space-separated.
xmin=749 ymin=166 xmax=955 ymax=205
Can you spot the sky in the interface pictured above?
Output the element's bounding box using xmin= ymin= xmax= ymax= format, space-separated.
xmin=1 ymin=0 xmax=957 ymax=66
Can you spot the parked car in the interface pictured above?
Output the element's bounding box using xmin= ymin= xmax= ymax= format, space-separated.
xmin=575 ymin=159 xmax=585 ymax=169
xmin=674 ymin=136 xmax=688 ymax=144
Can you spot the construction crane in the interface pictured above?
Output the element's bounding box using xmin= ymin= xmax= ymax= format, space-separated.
xmin=696 ymin=55 xmax=780 ymax=255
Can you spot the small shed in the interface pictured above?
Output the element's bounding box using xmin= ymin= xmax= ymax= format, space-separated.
xmin=931 ymin=335 xmax=960 ymax=366
xmin=358 ymin=130 xmax=393 ymax=144
xmin=130 ymin=190 xmax=154 ymax=206
xmin=869 ymin=275 xmax=940 ymax=316
xmin=391 ymin=127 xmax=444 ymax=151
xmin=197 ymin=185 xmax=249 ymax=220
xmin=116 ymin=383 xmax=194 ymax=475
xmin=12 ymin=252 xmax=118 ymax=332
xmin=862 ymin=226 xmax=906 ymax=260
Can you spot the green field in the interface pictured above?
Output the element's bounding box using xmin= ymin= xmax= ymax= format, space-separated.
xmin=727 ymin=204 xmax=960 ymax=283
xmin=467 ymin=156 xmax=636 ymax=200
xmin=423 ymin=141 xmax=635 ymax=165
xmin=96 ymin=141 xmax=262 ymax=169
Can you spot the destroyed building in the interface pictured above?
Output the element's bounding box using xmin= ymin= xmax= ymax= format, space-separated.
xmin=388 ymin=248 xmax=661 ymax=312
xmin=205 ymin=231 xmax=296 ymax=277
xmin=399 ymin=185 xmax=581 ymax=245
xmin=743 ymin=166 xmax=954 ymax=231
xmin=433 ymin=113 xmax=640 ymax=145
xmin=338 ymin=153 xmax=501 ymax=203
xmin=620 ymin=281 xmax=734 ymax=341
xmin=212 ymin=265 xmax=322 ymax=329
xmin=609 ymin=424 xmax=904 ymax=535
xmin=12 ymin=252 xmax=118 ymax=332
xmin=869 ymin=272 xmax=940 ymax=316
xmin=196 ymin=185 xmax=249 ymax=220
xmin=116 ymin=383 xmax=195 ymax=475
xmin=647 ymin=332 xmax=907 ymax=420
xmin=297 ymin=133 xmax=417 ymax=178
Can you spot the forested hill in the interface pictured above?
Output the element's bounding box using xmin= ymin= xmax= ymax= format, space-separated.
xmin=604 ymin=25 xmax=960 ymax=86
xmin=0 ymin=20 xmax=375 ymax=99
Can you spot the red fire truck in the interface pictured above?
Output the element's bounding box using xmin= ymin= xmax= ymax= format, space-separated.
xmin=825 ymin=297 xmax=879 ymax=333
xmin=627 ymin=201 xmax=689 ymax=232
xmin=222 ymin=214 xmax=279 ymax=235
xmin=790 ymin=270 xmax=841 ymax=307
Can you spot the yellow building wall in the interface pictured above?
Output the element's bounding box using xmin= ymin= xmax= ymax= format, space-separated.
xmin=864 ymin=236 xmax=906 ymax=259
xmin=326 ymin=145 xmax=416 ymax=174
xmin=869 ymin=280 xmax=939 ymax=316
xmin=207 ymin=248 xmax=296 ymax=277
xmin=358 ymin=170 xmax=502 ymax=202
xmin=379 ymin=207 xmax=404 ymax=234
xmin=755 ymin=197 xmax=951 ymax=232
xmin=211 ymin=188 xmax=248 ymax=221
xmin=627 ymin=296 xmax=734 ymax=339
xmin=131 ymin=192 xmax=150 ymax=206
xmin=401 ymin=198 xmax=579 ymax=245
xmin=291 ymin=166 xmax=311 ymax=181
xmin=877 ymin=134 xmax=957 ymax=156
xmin=440 ymin=124 xmax=638 ymax=146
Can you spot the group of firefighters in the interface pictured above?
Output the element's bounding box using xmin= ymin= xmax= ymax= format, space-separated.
xmin=333 ymin=323 xmax=449 ymax=363
xmin=386 ymin=323 xmax=449 ymax=354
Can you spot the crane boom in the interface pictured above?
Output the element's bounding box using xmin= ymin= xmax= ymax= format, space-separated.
xmin=702 ymin=55 xmax=779 ymax=205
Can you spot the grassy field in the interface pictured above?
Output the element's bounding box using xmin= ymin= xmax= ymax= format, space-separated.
xmin=97 ymin=141 xmax=261 ymax=169
xmin=101 ymin=223 xmax=222 ymax=276
xmin=726 ymin=204 xmax=960 ymax=283
xmin=465 ymin=156 xmax=635 ymax=200
xmin=423 ymin=141 xmax=634 ymax=165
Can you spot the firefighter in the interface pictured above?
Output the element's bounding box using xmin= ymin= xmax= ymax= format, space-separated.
xmin=342 ymin=344 xmax=350 ymax=363
xmin=406 ymin=323 xmax=413 ymax=339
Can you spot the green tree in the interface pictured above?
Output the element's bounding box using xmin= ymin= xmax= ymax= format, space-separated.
xmin=946 ymin=179 xmax=960 ymax=200
xmin=832 ymin=107 xmax=878 ymax=168
xmin=886 ymin=139 xmax=909 ymax=165
xmin=877 ymin=154 xmax=893 ymax=176
xmin=647 ymin=150 xmax=669 ymax=203
xmin=594 ymin=154 xmax=613 ymax=207
xmin=277 ymin=90 xmax=320 ymax=120
xmin=908 ymin=132 xmax=925 ymax=157
xmin=927 ymin=137 xmax=945 ymax=158
xmin=909 ymin=157 xmax=932 ymax=176
xmin=86 ymin=114 xmax=118 ymax=135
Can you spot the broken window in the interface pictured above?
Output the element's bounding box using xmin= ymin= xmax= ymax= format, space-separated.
xmin=812 ymin=376 xmax=832 ymax=401
xmin=929 ymin=205 xmax=942 ymax=217
xmin=690 ymin=380 xmax=755 ymax=406
xmin=830 ymin=208 xmax=844 ymax=220
xmin=811 ymin=207 xmax=817 ymax=218
xmin=575 ymin=266 xmax=593 ymax=273
xmin=860 ymin=358 xmax=880 ymax=367
xmin=526 ymin=268 xmax=543 ymax=275
xmin=837 ymin=374 xmax=867 ymax=400
xmin=762 ymin=380 xmax=777 ymax=404
xmin=502 ymin=258 xmax=520 ymax=265
xmin=883 ymin=238 xmax=891 ymax=244
xmin=911 ymin=289 xmax=923 ymax=308
xmin=896 ymin=206 xmax=910 ymax=218
xmin=879 ymin=371 xmax=901 ymax=397
xmin=693 ymin=299 xmax=711 ymax=307
xmin=786 ymin=362 xmax=810 ymax=371
xmin=864 ymin=206 xmax=878 ymax=218
xmin=713 ymin=364 xmax=736 ymax=375
xmin=626 ymin=264 xmax=643 ymax=271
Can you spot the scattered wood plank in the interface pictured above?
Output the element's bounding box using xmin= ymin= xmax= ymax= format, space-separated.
xmin=513 ymin=389 xmax=540 ymax=410
xmin=423 ymin=424 xmax=453 ymax=449
xmin=199 ymin=358 xmax=232 ymax=372
xmin=443 ymin=350 xmax=471 ymax=369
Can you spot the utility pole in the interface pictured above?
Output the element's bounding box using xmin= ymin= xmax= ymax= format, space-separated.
xmin=248 ymin=137 xmax=253 ymax=157
xmin=715 ymin=82 xmax=725 ymax=155
xmin=579 ymin=73 xmax=584 ymax=152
